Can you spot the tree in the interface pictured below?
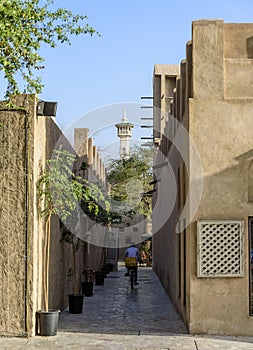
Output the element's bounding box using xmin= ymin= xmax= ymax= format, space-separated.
xmin=38 ymin=149 xmax=105 ymax=310
xmin=0 ymin=0 xmax=97 ymax=97
xmin=106 ymin=146 xmax=153 ymax=220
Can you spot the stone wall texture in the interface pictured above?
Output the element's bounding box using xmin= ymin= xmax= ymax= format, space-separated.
xmin=0 ymin=95 xmax=100 ymax=337
xmin=0 ymin=107 xmax=27 ymax=336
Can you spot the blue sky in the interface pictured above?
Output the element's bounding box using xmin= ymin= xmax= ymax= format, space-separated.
xmin=2 ymin=0 xmax=253 ymax=153
xmin=37 ymin=0 xmax=253 ymax=130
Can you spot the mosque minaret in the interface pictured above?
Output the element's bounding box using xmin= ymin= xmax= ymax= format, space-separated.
xmin=115 ymin=109 xmax=134 ymax=159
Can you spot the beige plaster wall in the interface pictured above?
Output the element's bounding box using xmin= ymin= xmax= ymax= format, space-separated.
xmin=0 ymin=95 xmax=87 ymax=337
xmin=31 ymin=107 xmax=84 ymax=336
xmin=189 ymin=99 xmax=253 ymax=336
xmin=152 ymin=60 xmax=190 ymax=325
xmin=224 ymin=23 xmax=253 ymax=59
xmin=0 ymin=95 xmax=108 ymax=338
xmin=192 ymin=20 xmax=224 ymax=100
xmin=152 ymin=19 xmax=253 ymax=336
xmin=152 ymin=113 xmax=190 ymax=326
xmin=153 ymin=64 xmax=179 ymax=142
xmin=188 ymin=20 xmax=253 ymax=335
xmin=224 ymin=24 xmax=253 ymax=99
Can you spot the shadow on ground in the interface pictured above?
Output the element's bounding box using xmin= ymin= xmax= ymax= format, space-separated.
xmin=58 ymin=267 xmax=188 ymax=336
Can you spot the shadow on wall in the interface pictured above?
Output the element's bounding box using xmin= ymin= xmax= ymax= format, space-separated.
xmin=246 ymin=36 xmax=253 ymax=58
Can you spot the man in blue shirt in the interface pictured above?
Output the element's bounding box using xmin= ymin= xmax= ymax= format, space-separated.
xmin=124 ymin=243 xmax=140 ymax=285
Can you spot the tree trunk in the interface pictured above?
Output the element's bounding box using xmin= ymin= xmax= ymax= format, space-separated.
xmin=72 ymin=245 xmax=78 ymax=295
xmin=43 ymin=215 xmax=50 ymax=312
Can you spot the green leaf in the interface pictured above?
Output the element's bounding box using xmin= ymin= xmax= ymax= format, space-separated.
xmin=0 ymin=0 xmax=99 ymax=97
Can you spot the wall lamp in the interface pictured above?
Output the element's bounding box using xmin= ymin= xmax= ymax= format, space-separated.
xmin=37 ymin=100 xmax=58 ymax=117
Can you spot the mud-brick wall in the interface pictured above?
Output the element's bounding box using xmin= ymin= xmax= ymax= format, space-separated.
xmin=0 ymin=94 xmax=107 ymax=337
xmin=0 ymin=95 xmax=84 ymax=337
xmin=0 ymin=107 xmax=28 ymax=336
xmin=31 ymin=100 xmax=82 ymax=336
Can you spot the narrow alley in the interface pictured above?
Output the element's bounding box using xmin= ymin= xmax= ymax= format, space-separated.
xmin=2 ymin=267 xmax=253 ymax=349
xmin=59 ymin=266 xmax=187 ymax=335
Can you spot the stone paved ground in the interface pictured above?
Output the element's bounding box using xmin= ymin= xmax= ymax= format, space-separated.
xmin=1 ymin=267 xmax=253 ymax=349
xmin=59 ymin=266 xmax=187 ymax=336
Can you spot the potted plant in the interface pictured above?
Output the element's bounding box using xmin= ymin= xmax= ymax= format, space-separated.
xmin=37 ymin=149 xmax=90 ymax=332
xmin=82 ymin=268 xmax=95 ymax=297
xmin=79 ymin=181 xmax=111 ymax=286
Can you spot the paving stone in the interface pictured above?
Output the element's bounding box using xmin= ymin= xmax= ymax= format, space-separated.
xmin=1 ymin=267 xmax=253 ymax=349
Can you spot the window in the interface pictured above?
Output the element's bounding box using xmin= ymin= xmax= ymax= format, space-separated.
xmin=197 ymin=220 xmax=244 ymax=278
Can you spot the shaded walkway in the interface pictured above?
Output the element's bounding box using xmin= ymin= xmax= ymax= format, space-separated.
xmin=2 ymin=268 xmax=253 ymax=349
xmin=59 ymin=266 xmax=188 ymax=335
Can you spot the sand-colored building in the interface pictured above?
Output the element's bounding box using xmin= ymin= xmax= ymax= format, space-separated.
xmin=0 ymin=96 xmax=107 ymax=337
xmin=152 ymin=20 xmax=253 ymax=336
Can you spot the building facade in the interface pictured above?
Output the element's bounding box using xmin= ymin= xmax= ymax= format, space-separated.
xmin=0 ymin=96 xmax=108 ymax=337
xmin=152 ymin=20 xmax=253 ymax=336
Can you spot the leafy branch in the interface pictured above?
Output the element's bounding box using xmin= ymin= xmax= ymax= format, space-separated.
xmin=38 ymin=149 xmax=111 ymax=302
xmin=0 ymin=0 xmax=99 ymax=97
xmin=106 ymin=146 xmax=153 ymax=219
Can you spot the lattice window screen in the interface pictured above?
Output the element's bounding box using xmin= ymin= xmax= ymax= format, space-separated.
xmin=197 ymin=220 xmax=244 ymax=277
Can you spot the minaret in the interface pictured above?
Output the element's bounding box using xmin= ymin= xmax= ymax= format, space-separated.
xmin=115 ymin=109 xmax=134 ymax=159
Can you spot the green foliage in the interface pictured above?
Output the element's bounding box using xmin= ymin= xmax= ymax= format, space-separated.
xmin=38 ymin=149 xmax=110 ymax=297
xmin=80 ymin=181 xmax=111 ymax=226
xmin=38 ymin=148 xmax=111 ymax=229
xmin=59 ymin=210 xmax=81 ymax=251
xmin=79 ymin=161 xmax=88 ymax=172
xmin=0 ymin=0 xmax=98 ymax=96
xmin=38 ymin=149 xmax=87 ymax=221
xmin=107 ymin=146 xmax=153 ymax=219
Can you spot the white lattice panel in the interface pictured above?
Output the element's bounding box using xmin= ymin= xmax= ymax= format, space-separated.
xmin=197 ymin=220 xmax=244 ymax=277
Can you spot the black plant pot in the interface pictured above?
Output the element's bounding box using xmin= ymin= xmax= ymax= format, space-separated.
xmin=68 ymin=294 xmax=84 ymax=314
xmin=107 ymin=263 xmax=114 ymax=272
xmin=82 ymin=281 xmax=94 ymax=297
xmin=103 ymin=264 xmax=110 ymax=274
xmin=37 ymin=309 xmax=60 ymax=336
xmin=95 ymin=271 xmax=104 ymax=285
